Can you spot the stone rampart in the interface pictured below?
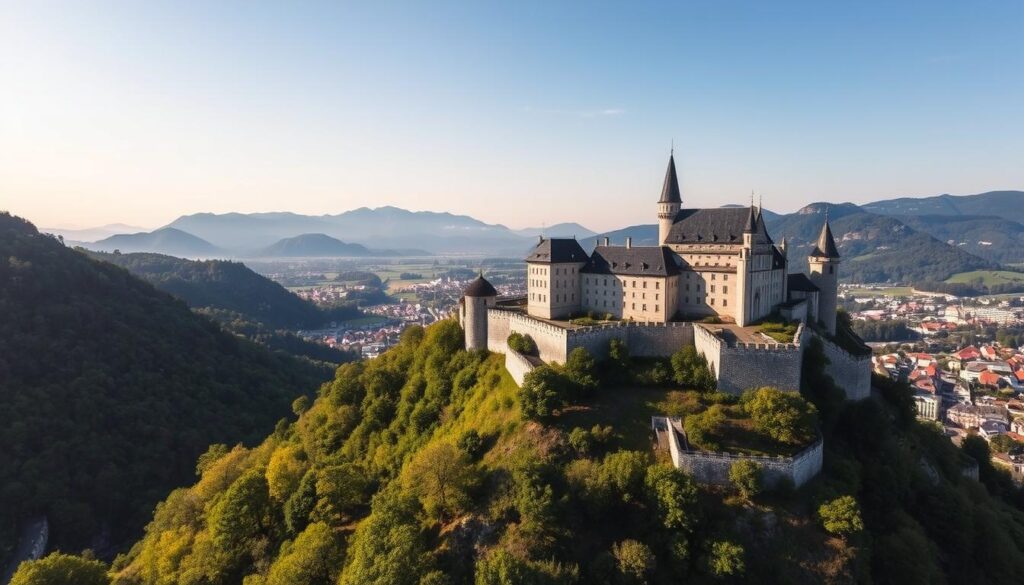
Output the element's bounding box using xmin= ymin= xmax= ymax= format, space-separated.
xmin=505 ymin=350 xmax=536 ymax=386
xmin=694 ymin=324 xmax=803 ymax=394
xmin=803 ymin=330 xmax=872 ymax=401
xmin=655 ymin=416 xmax=823 ymax=488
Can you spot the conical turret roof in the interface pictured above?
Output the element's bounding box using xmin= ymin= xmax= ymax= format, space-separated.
xmin=464 ymin=274 xmax=497 ymax=297
xmin=811 ymin=219 xmax=840 ymax=259
xmin=659 ymin=154 xmax=682 ymax=204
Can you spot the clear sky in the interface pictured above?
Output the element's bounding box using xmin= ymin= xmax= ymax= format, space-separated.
xmin=2 ymin=1 xmax=1022 ymax=232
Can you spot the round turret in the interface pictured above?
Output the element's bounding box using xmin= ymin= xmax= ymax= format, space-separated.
xmin=462 ymin=274 xmax=496 ymax=350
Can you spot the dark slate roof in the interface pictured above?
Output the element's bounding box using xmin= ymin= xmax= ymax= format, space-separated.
xmin=525 ymin=238 xmax=588 ymax=263
xmin=665 ymin=207 xmax=756 ymax=244
xmin=788 ymin=273 xmax=819 ymax=293
xmin=659 ymin=154 xmax=682 ymax=204
xmin=464 ymin=275 xmax=497 ymax=297
xmin=772 ymin=245 xmax=786 ymax=269
xmin=811 ymin=220 xmax=840 ymax=259
xmin=582 ymin=246 xmax=681 ymax=277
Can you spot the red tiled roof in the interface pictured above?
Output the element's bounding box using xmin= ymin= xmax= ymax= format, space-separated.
xmin=979 ymin=371 xmax=1003 ymax=387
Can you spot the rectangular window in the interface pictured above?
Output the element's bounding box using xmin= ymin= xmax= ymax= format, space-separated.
xmin=643 ymin=281 xmax=648 ymax=289
xmin=711 ymin=285 xmax=716 ymax=293
xmin=656 ymin=282 xmax=660 ymax=290
xmin=632 ymin=303 xmax=636 ymax=310
xmin=723 ymin=286 xmax=728 ymax=294
xmin=643 ymin=304 xmax=647 ymax=311
xmin=724 ymin=275 xmax=728 ymax=281
xmin=655 ymin=305 xmax=659 ymax=312
xmin=723 ymin=299 xmax=728 ymax=307
xmin=710 ymin=298 xmax=715 ymax=305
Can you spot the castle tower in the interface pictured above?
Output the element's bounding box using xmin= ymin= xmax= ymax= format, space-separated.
xmin=462 ymin=273 xmax=497 ymax=350
xmin=807 ymin=217 xmax=841 ymax=335
xmin=657 ymin=152 xmax=682 ymax=245
xmin=734 ymin=205 xmax=758 ymax=326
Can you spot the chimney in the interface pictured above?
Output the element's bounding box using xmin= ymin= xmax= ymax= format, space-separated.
xmin=538 ymin=235 xmax=544 ymax=244
xmin=625 ymin=237 xmax=632 ymax=249
xmin=603 ymin=237 xmax=610 ymax=247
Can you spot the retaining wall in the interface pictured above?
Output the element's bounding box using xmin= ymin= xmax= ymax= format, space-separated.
xmin=694 ymin=324 xmax=803 ymax=394
xmin=505 ymin=350 xmax=536 ymax=386
xmin=655 ymin=416 xmax=823 ymax=488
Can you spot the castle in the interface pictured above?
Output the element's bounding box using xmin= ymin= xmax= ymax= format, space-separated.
xmin=459 ymin=153 xmax=869 ymax=402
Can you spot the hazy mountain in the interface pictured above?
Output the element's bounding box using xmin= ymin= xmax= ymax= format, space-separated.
xmin=85 ymin=227 xmax=222 ymax=257
xmin=765 ymin=203 xmax=997 ymax=283
xmin=514 ymin=222 xmax=597 ymax=239
xmin=164 ymin=206 xmax=530 ymax=255
xmin=863 ymin=190 xmax=1024 ymax=225
xmin=260 ymin=233 xmax=373 ymax=257
xmin=41 ymin=223 xmax=149 ymax=242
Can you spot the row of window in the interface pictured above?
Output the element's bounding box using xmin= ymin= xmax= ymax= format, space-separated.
xmin=585 ymin=299 xmax=660 ymax=313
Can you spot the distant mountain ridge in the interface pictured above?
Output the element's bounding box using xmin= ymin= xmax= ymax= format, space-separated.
xmin=863 ymin=190 xmax=1024 ymax=224
xmin=514 ymin=222 xmax=597 ymax=239
xmin=86 ymin=227 xmax=222 ymax=257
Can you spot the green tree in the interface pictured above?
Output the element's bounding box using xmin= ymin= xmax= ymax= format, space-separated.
xmin=818 ymin=495 xmax=864 ymax=537
xmin=457 ymin=429 xmax=485 ymax=460
xmin=671 ymin=346 xmax=715 ymax=391
xmin=284 ymin=469 xmax=318 ymax=535
xmin=612 ymin=540 xmax=655 ymax=584
xmin=210 ymin=468 xmax=273 ymax=559
xmin=728 ymin=460 xmax=762 ymax=501
xmin=683 ymin=405 xmax=727 ymax=451
xmin=708 ymin=540 xmax=745 ymax=577
xmin=568 ymin=427 xmax=593 ymax=456
xmin=402 ymin=442 xmax=476 ymax=521
xmin=10 ymin=552 xmax=109 ymax=585
xmin=264 ymin=522 xmax=343 ymax=585
xmin=518 ymin=366 xmax=566 ymax=420
xmin=338 ymin=487 xmax=430 ymax=585
xmin=314 ymin=463 xmax=371 ymax=525
xmin=564 ymin=347 xmax=599 ymax=395
xmin=742 ymin=387 xmax=817 ymax=445
xmin=266 ymin=444 xmax=307 ymax=502
xmin=601 ymin=451 xmax=649 ymax=503
xmin=644 ymin=464 xmax=697 ymax=533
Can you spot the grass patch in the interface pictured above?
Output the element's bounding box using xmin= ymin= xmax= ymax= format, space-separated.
xmin=845 ymin=286 xmax=914 ymax=297
xmin=757 ymin=319 xmax=799 ymax=343
xmin=945 ymin=270 xmax=1024 ymax=286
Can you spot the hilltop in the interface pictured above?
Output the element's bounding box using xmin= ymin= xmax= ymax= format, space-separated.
xmin=0 ymin=213 xmax=330 ymax=559
xmin=28 ymin=319 xmax=1024 ymax=585
xmin=864 ymin=190 xmax=1024 ymax=225
xmin=86 ymin=227 xmax=222 ymax=257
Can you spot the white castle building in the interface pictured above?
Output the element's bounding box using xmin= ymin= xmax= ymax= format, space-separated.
xmin=459 ymin=154 xmax=870 ymax=400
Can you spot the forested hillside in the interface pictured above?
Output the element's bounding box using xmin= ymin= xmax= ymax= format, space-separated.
xmin=896 ymin=214 xmax=1024 ymax=265
xmin=86 ymin=251 xmax=361 ymax=330
xmin=25 ymin=317 xmax=1023 ymax=584
xmin=766 ymin=204 xmax=996 ymax=283
xmin=0 ymin=213 xmax=330 ymax=560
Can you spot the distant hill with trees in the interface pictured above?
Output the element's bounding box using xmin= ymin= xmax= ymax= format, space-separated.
xmin=85 ymin=227 xmax=222 ymax=257
xmin=0 ymin=212 xmax=330 ymax=560
xmin=863 ymin=190 xmax=1024 ymax=225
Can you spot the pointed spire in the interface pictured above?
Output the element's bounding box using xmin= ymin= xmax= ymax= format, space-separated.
xmin=743 ymin=204 xmax=757 ymax=233
xmin=811 ymin=216 xmax=840 ymax=259
xmin=659 ymin=152 xmax=682 ymax=204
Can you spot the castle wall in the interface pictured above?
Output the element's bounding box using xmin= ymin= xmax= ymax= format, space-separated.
xmin=694 ymin=324 xmax=803 ymax=394
xmin=657 ymin=417 xmax=822 ymax=488
xmin=806 ymin=330 xmax=872 ymax=401
xmin=505 ymin=349 xmax=536 ymax=386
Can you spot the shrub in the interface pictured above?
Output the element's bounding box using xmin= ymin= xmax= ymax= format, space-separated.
xmin=570 ymin=316 xmax=599 ymax=326
xmin=701 ymin=315 xmax=722 ymax=324
xmin=568 ymin=427 xmax=593 ymax=455
xmin=518 ymin=365 xmax=567 ymax=420
xmin=728 ymin=460 xmax=762 ymax=501
xmin=612 ymin=539 xmax=656 ymax=584
xmin=507 ymin=332 xmax=537 ymax=355
xmin=683 ymin=405 xmax=727 ymax=451
xmin=670 ymin=346 xmax=716 ymax=391
xmin=709 ymin=540 xmax=745 ymax=576
xmin=742 ymin=387 xmax=817 ymax=446
xmin=564 ymin=347 xmax=599 ymax=395
xmin=458 ymin=429 xmax=484 ymax=459
xmin=818 ymin=495 xmax=864 ymax=537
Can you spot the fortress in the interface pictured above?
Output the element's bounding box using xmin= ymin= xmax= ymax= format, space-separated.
xmin=458 ymin=153 xmax=871 ymax=402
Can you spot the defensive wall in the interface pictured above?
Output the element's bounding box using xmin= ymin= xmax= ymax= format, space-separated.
xmin=653 ymin=416 xmax=823 ymax=488
xmin=484 ymin=310 xmax=869 ymax=401
xmin=801 ymin=329 xmax=872 ymax=401
xmin=504 ymin=349 xmax=536 ymax=386
xmin=694 ymin=323 xmax=804 ymax=394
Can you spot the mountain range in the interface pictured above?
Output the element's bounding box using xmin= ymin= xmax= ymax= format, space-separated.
xmin=47 ymin=191 xmax=1024 ymax=283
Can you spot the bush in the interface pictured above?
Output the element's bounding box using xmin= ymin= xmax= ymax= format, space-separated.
xmin=612 ymin=539 xmax=655 ymax=584
xmin=564 ymin=347 xmax=599 ymax=395
xmin=701 ymin=316 xmax=722 ymax=324
xmin=458 ymin=429 xmax=484 ymax=459
xmin=570 ymin=316 xmax=599 ymax=326
xmin=708 ymin=540 xmax=745 ymax=576
xmin=683 ymin=405 xmax=727 ymax=451
xmin=10 ymin=552 xmax=109 ymax=585
xmin=728 ymin=460 xmax=762 ymax=501
xmin=670 ymin=346 xmax=716 ymax=391
xmin=518 ymin=365 xmax=567 ymax=420
xmin=507 ymin=332 xmax=537 ymax=355
xmin=818 ymin=495 xmax=864 ymax=537
xmin=568 ymin=427 xmax=593 ymax=455
xmin=742 ymin=387 xmax=817 ymax=446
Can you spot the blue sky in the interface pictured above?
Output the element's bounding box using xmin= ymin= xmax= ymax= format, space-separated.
xmin=1 ymin=0 xmax=1021 ymax=231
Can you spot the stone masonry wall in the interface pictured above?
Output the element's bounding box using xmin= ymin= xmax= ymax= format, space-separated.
xmin=807 ymin=330 xmax=872 ymax=401
xmin=504 ymin=350 xmax=536 ymax=386
xmin=694 ymin=324 xmax=803 ymax=394
xmin=656 ymin=417 xmax=823 ymax=488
